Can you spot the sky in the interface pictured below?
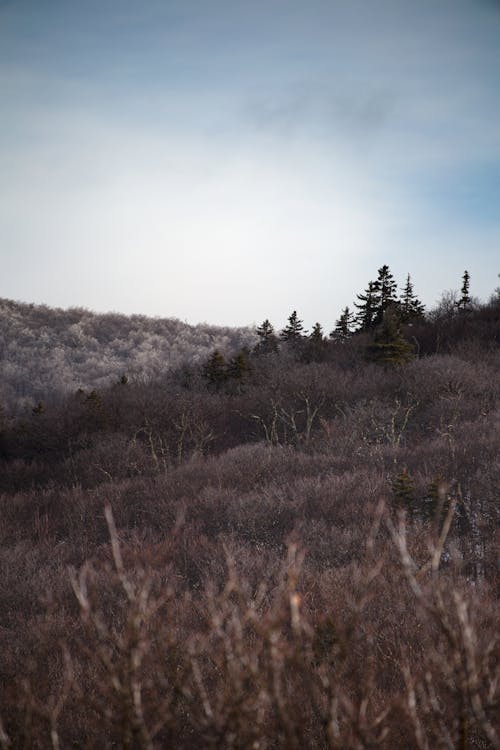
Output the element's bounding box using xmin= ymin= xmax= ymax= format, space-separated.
xmin=1 ymin=0 xmax=499 ymax=329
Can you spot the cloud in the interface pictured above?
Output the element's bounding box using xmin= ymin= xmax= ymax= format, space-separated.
xmin=1 ymin=0 xmax=499 ymax=325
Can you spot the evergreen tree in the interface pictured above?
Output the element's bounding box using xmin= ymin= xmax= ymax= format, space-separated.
xmin=330 ymin=306 xmax=355 ymax=341
xmin=457 ymin=270 xmax=471 ymax=312
xmin=423 ymin=475 xmax=450 ymax=525
xmin=202 ymin=350 xmax=227 ymax=389
xmin=399 ymin=274 xmax=425 ymax=323
xmin=254 ymin=319 xmax=279 ymax=355
xmin=354 ymin=281 xmax=380 ymax=331
xmin=374 ymin=264 xmax=398 ymax=325
xmin=280 ymin=311 xmax=306 ymax=343
xmin=84 ymin=389 xmax=107 ymax=428
xmin=309 ymin=322 xmax=325 ymax=344
xmin=366 ymin=307 xmax=414 ymax=366
xmin=392 ymin=467 xmax=416 ymax=514
xmin=227 ymin=348 xmax=251 ymax=381
xmin=306 ymin=322 xmax=328 ymax=362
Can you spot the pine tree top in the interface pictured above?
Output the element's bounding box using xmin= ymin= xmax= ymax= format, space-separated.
xmin=458 ymin=270 xmax=472 ymax=311
xmin=280 ymin=311 xmax=306 ymax=341
xmin=256 ymin=319 xmax=275 ymax=337
xmin=330 ymin=307 xmax=354 ymax=341
xmin=399 ymin=273 xmax=425 ymax=322
xmin=310 ymin=322 xmax=325 ymax=342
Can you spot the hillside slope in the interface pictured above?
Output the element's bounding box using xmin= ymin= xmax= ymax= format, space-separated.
xmin=0 ymin=298 xmax=256 ymax=412
xmin=0 ymin=300 xmax=499 ymax=747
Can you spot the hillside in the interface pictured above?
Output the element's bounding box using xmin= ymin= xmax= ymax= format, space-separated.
xmin=0 ymin=298 xmax=256 ymax=412
xmin=0 ymin=294 xmax=499 ymax=748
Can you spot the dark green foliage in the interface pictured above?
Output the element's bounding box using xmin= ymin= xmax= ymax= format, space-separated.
xmin=83 ymin=389 xmax=108 ymax=429
xmin=202 ymin=348 xmax=252 ymax=391
xmin=374 ymin=264 xmax=398 ymax=326
xmin=458 ymin=270 xmax=471 ymax=312
xmin=367 ymin=307 xmax=414 ymax=366
xmin=392 ymin=467 xmax=415 ymax=513
xmin=227 ymin=348 xmax=251 ymax=381
xmin=254 ymin=319 xmax=279 ymax=355
xmin=354 ymin=280 xmax=380 ymax=331
xmin=309 ymin=322 xmax=325 ymax=344
xmin=305 ymin=322 xmax=328 ymax=362
xmin=399 ymin=274 xmax=425 ymax=323
xmin=202 ymin=350 xmax=228 ymax=388
xmin=280 ymin=310 xmax=306 ymax=343
xmin=330 ymin=306 xmax=355 ymax=341
xmin=355 ymin=266 xmax=400 ymax=331
xmin=423 ymin=475 xmax=450 ymax=524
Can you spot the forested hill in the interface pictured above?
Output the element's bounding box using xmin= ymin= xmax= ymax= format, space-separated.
xmin=0 ymin=284 xmax=499 ymax=746
xmin=0 ymin=298 xmax=256 ymax=412
xmin=1 ymin=267 xmax=499 ymax=414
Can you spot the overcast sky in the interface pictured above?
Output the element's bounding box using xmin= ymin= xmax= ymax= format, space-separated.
xmin=1 ymin=0 xmax=499 ymax=328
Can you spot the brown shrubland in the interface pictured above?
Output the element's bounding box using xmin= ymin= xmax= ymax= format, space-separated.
xmin=0 ymin=300 xmax=498 ymax=748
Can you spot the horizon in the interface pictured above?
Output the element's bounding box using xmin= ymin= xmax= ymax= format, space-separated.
xmin=1 ymin=0 xmax=499 ymax=328
xmin=0 ymin=265 xmax=496 ymax=334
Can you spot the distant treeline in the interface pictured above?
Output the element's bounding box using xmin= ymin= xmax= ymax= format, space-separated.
xmin=1 ymin=266 xmax=497 ymax=414
xmin=0 ymin=298 xmax=255 ymax=412
xmin=200 ymin=267 xmax=498 ymax=387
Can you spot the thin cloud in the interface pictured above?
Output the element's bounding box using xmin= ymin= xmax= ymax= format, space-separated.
xmin=0 ymin=0 xmax=499 ymax=325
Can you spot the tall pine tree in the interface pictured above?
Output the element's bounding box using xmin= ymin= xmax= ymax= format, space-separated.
xmin=399 ymin=273 xmax=425 ymax=323
xmin=309 ymin=322 xmax=325 ymax=343
xmin=330 ymin=306 xmax=355 ymax=341
xmin=254 ymin=319 xmax=279 ymax=355
xmin=354 ymin=281 xmax=380 ymax=331
xmin=457 ymin=270 xmax=471 ymax=312
xmin=280 ymin=311 xmax=306 ymax=343
xmin=306 ymin=322 xmax=328 ymax=362
xmin=227 ymin=348 xmax=251 ymax=380
xmin=202 ymin=350 xmax=227 ymax=389
xmin=374 ymin=264 xmax=398 ymax=326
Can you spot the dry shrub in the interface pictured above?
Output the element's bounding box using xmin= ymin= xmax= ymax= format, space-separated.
xmin=1 ymin=312 xmax=498 ymax=748
xmin=1 ymin=503 xmax=498 ymax=750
